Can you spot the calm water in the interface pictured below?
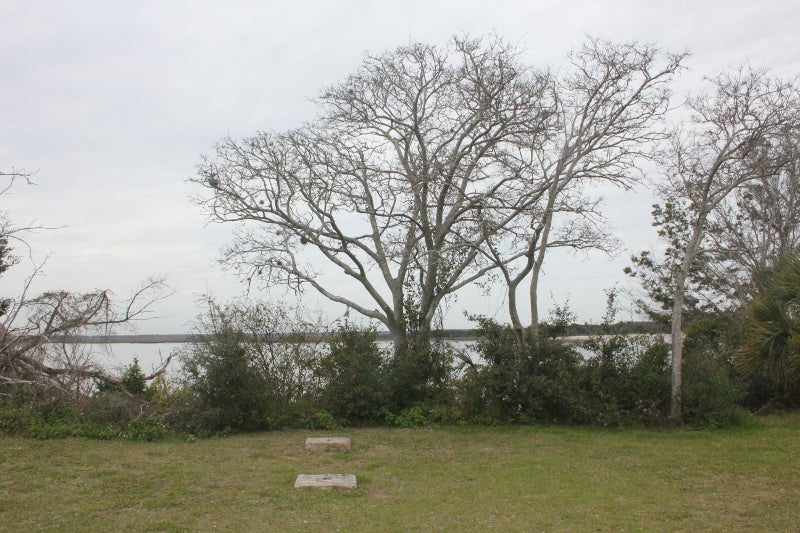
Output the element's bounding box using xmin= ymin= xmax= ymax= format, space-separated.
xmin=95 ymin=340 xmax=481 ymax=378
xmin=96 ymin=336 xmax=618 ymax=378
xmin=97 ymin=342 xmax=186 ymax=376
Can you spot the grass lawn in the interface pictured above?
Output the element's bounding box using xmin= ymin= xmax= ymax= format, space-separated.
xmin=1 ymin=414 xmax=799 ymax=532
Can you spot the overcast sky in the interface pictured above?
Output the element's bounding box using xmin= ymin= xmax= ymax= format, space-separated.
xmin=2 ymin=1 xmax=799 ymax=333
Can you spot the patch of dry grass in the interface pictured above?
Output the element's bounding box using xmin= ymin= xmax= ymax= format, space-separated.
xmin=1 ymin=414 xmax=799 ymax=531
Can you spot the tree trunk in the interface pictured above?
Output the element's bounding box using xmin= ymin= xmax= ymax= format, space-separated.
xmin=528 ymin=214 xmax=553 ymax=343
xmin=508 ymin=279 xmax=527 ymax=350
xmin=391 ymin=330 xmax=407 ymax=359
xmin=669 ymin=278 xmax=685 ymax=419
xmin=670 ymin=220 xmax=705 ymax=420
xmin=529 ymin=271 xmax=541 ymax=342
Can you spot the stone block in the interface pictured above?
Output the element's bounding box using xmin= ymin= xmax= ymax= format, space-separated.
xmin=305 ymin=437 xmax=351 ymax=452
xmin=294 ymin=474 xmax=357 ymax=490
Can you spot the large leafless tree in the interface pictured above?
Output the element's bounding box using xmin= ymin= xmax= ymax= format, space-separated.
xmin=194 ymin=36 xmax=553 ymax=352
xmin=482 ymin=38 xmax=685 ymax=346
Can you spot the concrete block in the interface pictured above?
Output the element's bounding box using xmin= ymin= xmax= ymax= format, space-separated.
xmin=305 ymin=437 xmax=351 ymax=452
xmin=294 ymin=474 xmax=357 ymax=490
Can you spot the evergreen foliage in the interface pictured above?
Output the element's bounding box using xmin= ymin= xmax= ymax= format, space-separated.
xmin=737 ymin=254 xmax=800 ymax=395
xmin=317 ymin=322 xmax=386 ymax=424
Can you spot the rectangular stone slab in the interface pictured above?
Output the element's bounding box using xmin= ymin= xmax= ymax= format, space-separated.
xmin=305 ymin=437 xmax=351 ymax=451
xmin=294 ymin=474 xmax=357 ymax=490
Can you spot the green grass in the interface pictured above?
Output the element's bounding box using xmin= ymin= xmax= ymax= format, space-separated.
xmin=2 ymin=414 xmax=799 ymax=532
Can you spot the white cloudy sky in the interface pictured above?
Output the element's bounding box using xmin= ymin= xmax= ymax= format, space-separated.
xmin=1 ymin=0 xmax=798 ymax=333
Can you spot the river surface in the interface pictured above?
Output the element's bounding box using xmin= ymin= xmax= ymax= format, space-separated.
xmin=96 ymin=340 xmax=481 ymax=378
xmin=96 ymin=342 xmax=187 ymax=376
xmin=95 ymin=336 xmax=650 ymax=378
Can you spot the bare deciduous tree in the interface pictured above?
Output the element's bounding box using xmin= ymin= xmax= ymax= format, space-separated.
xmin=193 ymin=36 xmax=553 ymax=353
xmin=0 ymin=168 xmax=37 ymax=280
xmin=0 ymin=270 xmax=172 ymax=400
xmin=483 ymin=37 xmax=685 ymax=346
xmin=656 ymin=66 xmax=800 ymax=418
xmin=705 ymin=135 xmax=800 ymax=304
xmin=0 ymin=170 xmax=172 ymax=401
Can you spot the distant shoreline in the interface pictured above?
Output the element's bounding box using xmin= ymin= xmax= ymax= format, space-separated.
xmin=53 ymin=328 xmax=668 ymax=345
xmin=52 ymin=330 xmax=480 ymax=344
xmin=63 ymin=334 xmax=200 ymax=344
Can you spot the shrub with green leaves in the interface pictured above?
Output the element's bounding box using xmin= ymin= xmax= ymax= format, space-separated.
xmin=392 ymin=406 xmax=429 ymax=428
xmin=317 ymin=322 xmax=386 ymax=424
xmin=179 ymin=298 xmax=329 ymax=433
xmin=737 ymin=253 xmax=800 ymax=398
xmin=121 ymin=358 xmax=148 ymax=396
xmin=460 ymin=317 xmax=588 ymax=424
xmin=577 ymin=289 xmax=671 ymax=426
xmin=384 ymin=337 xmax=456 ymax=414
xmin=0 ymin=403 xmax=80 ymax=439
xmin=681 ymin=319 xmax=747 ymax=426
xmin=581 ymin=335 xmax=671 ymax=426
xmin=125 ymin=414 xmax=169 ymax=442
xmin=182 ymin=326 xmax=272 ymax=432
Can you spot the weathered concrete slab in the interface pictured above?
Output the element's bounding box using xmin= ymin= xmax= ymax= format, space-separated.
xmin=294 ymin=474 xmax=357 ymax=490
xmin=305 ymin=437 xmax=351 ymax=452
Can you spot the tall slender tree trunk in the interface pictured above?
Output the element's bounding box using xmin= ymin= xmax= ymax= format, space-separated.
xmin=529 ymin=214 xmax=553 ymax=343
xmin=529 ymin=269 xmax=541 ymax=342
xmin=670 ymin=220 xmax=705 ymax=420
xmin=508 ymin=283 xmax=526 ymax=350
xmin=669 ymin=278 xmax=686 ymax=419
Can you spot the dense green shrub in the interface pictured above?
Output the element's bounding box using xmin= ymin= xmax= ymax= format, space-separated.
xmin=680 ymin=319 xmax=747 ymax=426
xmin=459 ymin=318 xmax=588 ymax=424
xmin=391 ymin=406 xmax=430 ymax=428
xmin=3 ymin=292 xmax=767 ymax=437
xmin=740 ymin=372 xmax=800 ymax=412
xmin=582 ymin=334 xmax=637 ymax=424
xmin=627 ymin=341 xmax=672 ymax=423
xmin=383 ymin=334 xmax=456 ymax=414
xmin=309 ymin=410 xmax=339 ymax=430
xmin=125 ymin=413 xmax=169 ymax=441
xmin=181 ymin=326 xmax=273 ymax=432
xmin=737 ymin=253 xmax=800 ymax=398
xmin=575 ymin=289 xmax=672 ymax=426
xmin=121 ymin=358 xmax=149 ymax=396
xmin=76 ymin=422 xmax=120 ymax=440
xmin=0 ymin=403 xmax=82 ymax=439
xmin=178 ymin=298 xmax=330 ymax=434
xmin=316 ymin=323 xmax=386 ymax=424
xmin=523 ymin=341 xmax=589 ymax=424
xmin=0 ymin=393 xmax=176 ymax=440
xmin=581 ymin=335 xmax=671 ymax=426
